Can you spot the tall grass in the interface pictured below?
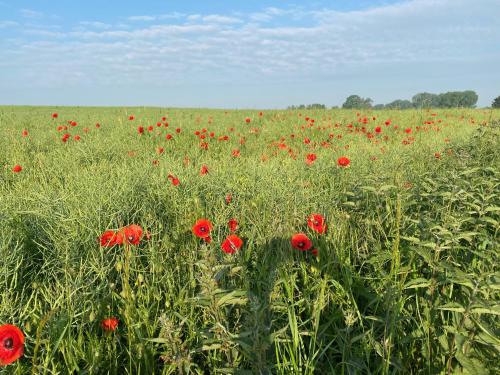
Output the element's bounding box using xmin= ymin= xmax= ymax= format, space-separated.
xmin=1 ymin=107 xmax=498 ymax=374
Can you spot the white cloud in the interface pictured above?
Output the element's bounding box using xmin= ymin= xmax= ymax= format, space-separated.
xmin=20 ymin=8 xmax=43 ymax=19
xmin=127 ymin=15 xmax=156 ymax=22
xmin=0 ymin=20 xmax=18 ymax=28
xmin=1 ymin=0 xmax=498 ymax=106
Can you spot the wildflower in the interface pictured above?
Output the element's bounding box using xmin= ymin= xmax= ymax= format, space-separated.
xmin=192 ymin=219 xmax=213 ymax=239
xmin=0 ymin=324 xmax=24 ymax=366
xmin=228 ymin=218 xmax=238 ymax=233
xmin=12 ymin=165 xmax=22 ymax=173
xmin=307 ymin=214 xmax=327 ymax=234
xmin=101 ymin=317 xmax=119 ymax=332
xmin=221 ymin=235 xmax=243 ymax=254
xmin=291 ymin=233 xmax=312 ymax=251
xmin=123 ymin=224 xmax=143 ymax=245
xmin=99 ymin=230 xmax=124 ymax=247
xmin=337 ymin=156 xmax=350 ymax=167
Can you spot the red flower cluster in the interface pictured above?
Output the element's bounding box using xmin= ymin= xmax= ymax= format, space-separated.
xmin=99 ymin=224 xmax=143 ymax=247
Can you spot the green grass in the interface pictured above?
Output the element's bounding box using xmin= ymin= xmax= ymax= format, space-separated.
xmin=1 ymin=106 xmax=499 ymax=374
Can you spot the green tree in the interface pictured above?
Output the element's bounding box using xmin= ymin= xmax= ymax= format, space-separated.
xmin=412 ymin=92 xmax=440 ymax=108
xmin=342 ymin=95 xmax=372 ymax=109
xmin=385 ymin=99 xmax=413 ymax=109
xmin=492 ymin=96 xmax=500 ymax=108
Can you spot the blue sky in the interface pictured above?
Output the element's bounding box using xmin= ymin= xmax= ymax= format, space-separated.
xmin=0 ymin=0 xmax=498 ymax=108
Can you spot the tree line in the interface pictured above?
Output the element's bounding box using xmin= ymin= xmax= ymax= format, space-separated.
xmin=287 ymin=90 xmax=500 ymax=110
xmin=343 ymin=90 xmax=479 ymax=109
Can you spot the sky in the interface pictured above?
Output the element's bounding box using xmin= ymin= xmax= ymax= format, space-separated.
xmin=0 ymin=0 xmax=499 ymax=108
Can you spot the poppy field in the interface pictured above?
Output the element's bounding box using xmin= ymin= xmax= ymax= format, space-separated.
xmin=1 ymin=106 xmax=499 ymax=374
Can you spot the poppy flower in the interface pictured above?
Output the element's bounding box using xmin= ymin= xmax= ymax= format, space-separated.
xmin=22 ymin=130 xmax=28 ymax=137
xmin=225 ymin=194 xmax=232 ymax=205
xmin=245 ymin=117 xmax=251 ymax=123
xmin=307 ymin=214 xmax=327 ymax=234
xmin=221 ymin=234 xmax=243 ymax=254
xmin=176 ymin=128 xmax=181 ymax=133
xmin=166 ymin=134 xmax=172 ymax=140
xmin=99 ymin=230 xmax=124 ymax=247
xmin=123 ymin=224 xmax=143 ymax=245
xmin=291 ymin=233 xmax=312 ymax=251
xmin=228 ymin=218 xmax=238 ymax=233
xmin=52 ymin=113 xmax=58 ymax=119
xmin=192 ymin=219 xmax=213 ymax=238
xmin=129 ymin=115 xmax=135 ymax=120
xmin=434 ymin=152 xmax=441 ymax=159
xmin=306 ymin=153 xmax=317 ymax=165
xmin=203 ymin=236 xmax=212 ymax=244
xmin=12 ymin=165 xmax=22 ymax=173
xmin=168 ymin=174 xmax=180 ymax=186
xmin=375 ymin=126 xmax=382 ymax=133
xmin=0 ymin=324 xmax=24 ymax=366
xmin=232 ymin=149 xmax=240 ymax=158
xmin=311 ymin=248 xmax=319 ymax=257
xmin=157 ymin=147 xmax=165 ymax=155
xmin=101 ymin=317 xmax=119 ymax=332
xmin=74 ymin=135 xmax=81 ymax=141
xmin=337 ymin=157 xmax=350 ymax=167
xmin=137 ymin=126 xmax=144 ymax=135
xmin=200 ymin=165 xmax=208 ymax=175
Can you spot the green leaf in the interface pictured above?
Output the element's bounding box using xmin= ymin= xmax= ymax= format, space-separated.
xmin=437 ymin=303 xmax=466 ymax=313
xmin=404 ymin=278 xmax=432 ymax=289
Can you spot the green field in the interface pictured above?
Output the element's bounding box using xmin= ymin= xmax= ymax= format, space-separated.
xmin=1 ymin=106 xmax=499 ymax=374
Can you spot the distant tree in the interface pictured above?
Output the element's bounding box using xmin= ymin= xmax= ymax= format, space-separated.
xmin=385 ymin=99 xmax=413 ymax=109
xmin=287 ymin=104 xmax=326 ymax=110
xmin=437 ymin=90 xmax=478 ymax=108
xmin=492 ymin=96 xmax=500 ymax=108
xmin=373 ymin=104 xmax=385 ymax=110
xmin=342 ymin=95 xmax=373 ymax=109
xmin=412 ymin=92 xmax=440 ymax=108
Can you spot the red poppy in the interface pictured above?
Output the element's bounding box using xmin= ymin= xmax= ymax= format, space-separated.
xmin=203 ymin=236 xmax=212 ymax=244
xmin=52 ymin=113 xmax=58 ymax=118
xmin=307 ymin=214 xmax=327 ymax=234
xmin=200 ymin=165 xmax=208 ymax=175
xmin=225 ymin=194 xmax=232 ymax=205
xmin=245 ymin=117 xmax=251 ymax=123
xmin=228 ymin=218 xmax=238 ymax=233
xmin=137 ymin=126 xmax=144 ymax=135
xmin=232 ymin=149 xmax=240 ymax=157
xmin=157 ymin=147 xmax=165 ymax=155
xmin=375 ymin=126 xmax=382 ymax=133
xmin=176 ymin=128 xmax=181 ymax=133
xmin=22 ymin=130 xmax=28 ymax=137
xmin=166 ymin=134 xmax=172 ymax=140
xmin=192 ymin=219 xmax=213 ymax=238
xmin=95 ymin=123 xmax=100 ymax=128
xmin=221 ymin=234 xmax=243 ymax=254
xmin=291 ymin=233 xmax=312 ymax=251
xmin=0 ymin=324 xmax=24 ymax=366
xmin=434 ymin=152 xmax=441 ymax=159
xmin=305 ymin=153 xmax=317 ymax=165
xmin=99 ymin=230 xmax=124 ymax=247
xmin=74 ymin=135 xmax=81 ymax=141
xmin=129 ymin=115 xmax=135 ymax=120
xmin=101 ymin=317 xmax=119 ymax=332
xmin=123 ymin=224 xmax=143 ymax=245
xmin=12 ymin=165 xmax=22 ymax=173
xmin=168 ymin=174 xmax=180 ymax=186
xmin=404 ymin=128 xmax=412 ymax=134
xmin=311 ymin=248 xmax=319 ymax=257
xmin=337 ymin=157 xmax=350 ymax=167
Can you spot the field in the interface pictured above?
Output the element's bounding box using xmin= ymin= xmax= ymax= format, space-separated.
xmin=1 ymin=106 xmax=499 ymax=374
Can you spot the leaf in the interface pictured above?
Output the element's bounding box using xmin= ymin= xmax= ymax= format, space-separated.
xmin=404 ymin=278 xmax=432 ymax=289
xmin=437 ymin=303 xmax=466 ymax=313
xmin=216 ymin=289 xmax=248 ymax=307
xmin=470 ymin=304 xmax=500 ymax=316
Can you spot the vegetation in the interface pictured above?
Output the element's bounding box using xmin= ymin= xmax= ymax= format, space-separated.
xmin=1 ymin=107 xmax=499 ymax=374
